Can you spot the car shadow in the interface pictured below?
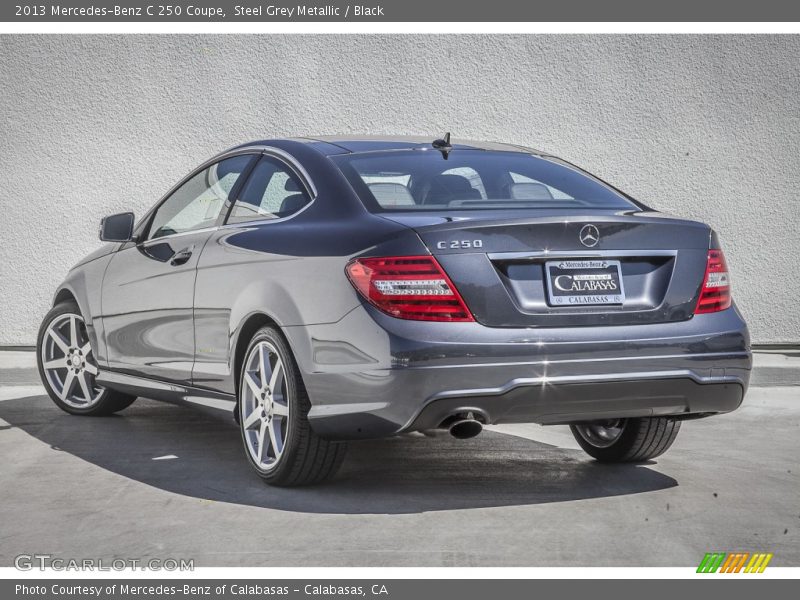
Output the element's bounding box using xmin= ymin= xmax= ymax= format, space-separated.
xmin=0 ymin=395 xmax=677 ymax=514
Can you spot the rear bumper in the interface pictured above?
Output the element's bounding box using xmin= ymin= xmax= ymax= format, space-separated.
xmin=406 ymin=374 xmax=743 ymax=431
xmin=283 ymin=304 xmax=751 ymax=440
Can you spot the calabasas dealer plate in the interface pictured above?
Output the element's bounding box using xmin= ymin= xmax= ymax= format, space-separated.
xmin=545 ymin=259 xmax=625 ymax=306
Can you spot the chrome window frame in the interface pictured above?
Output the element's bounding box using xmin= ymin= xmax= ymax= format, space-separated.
xmin=221 ymin=148 xmax=318 ymax=228
xmin=130 ymin=146 xmax=317 ymax=247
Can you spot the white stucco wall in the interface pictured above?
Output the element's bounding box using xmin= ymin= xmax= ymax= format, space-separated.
xmin=1 ymin=35 xmax=798 ymax=345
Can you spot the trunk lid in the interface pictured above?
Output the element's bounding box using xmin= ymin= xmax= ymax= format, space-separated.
xmin=381 ymin=209 xmax=711 ymax=327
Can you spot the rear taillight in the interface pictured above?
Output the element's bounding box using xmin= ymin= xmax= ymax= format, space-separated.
xmin=345 ymin=256 xmax=474 ymax=322
xmin=695 ymin=249 xmax=732 ymax=314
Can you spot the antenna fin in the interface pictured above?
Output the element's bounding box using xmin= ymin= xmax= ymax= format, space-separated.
xmin=432 ymin=132 xmax=453 ymax=159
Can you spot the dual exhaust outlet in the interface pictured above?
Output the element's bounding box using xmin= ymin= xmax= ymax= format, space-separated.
xmin=442 ymin=411 xmax=483 ymax=439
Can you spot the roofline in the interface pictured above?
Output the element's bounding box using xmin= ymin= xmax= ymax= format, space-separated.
xmin=231 ymin=136 xmax=547 ymax=156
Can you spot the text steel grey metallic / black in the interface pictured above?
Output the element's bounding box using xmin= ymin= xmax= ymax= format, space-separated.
xmin=36 ymin=136 xmax=751 ymax=485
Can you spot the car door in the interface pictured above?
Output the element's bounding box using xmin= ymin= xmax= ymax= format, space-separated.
xmin=100 ymin=153 xmax=256 ymax=383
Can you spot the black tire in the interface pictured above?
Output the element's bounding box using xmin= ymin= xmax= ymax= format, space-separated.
xmin=37 ymin=301 xmax=137 ymax=416
xmin=238 ymin=326 xmax=346 ymax=486
xmin=570 ymin=417 xmax=681 ymax=462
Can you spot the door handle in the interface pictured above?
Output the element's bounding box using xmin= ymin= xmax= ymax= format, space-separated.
xmin=170 ymin=246 xmax=194 ymax=266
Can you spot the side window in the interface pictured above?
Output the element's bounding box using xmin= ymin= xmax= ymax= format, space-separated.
xmin=227 ymin=156 xmax=311 ymax=224
xmin=147 ymin=155 xmax=252 ymax=240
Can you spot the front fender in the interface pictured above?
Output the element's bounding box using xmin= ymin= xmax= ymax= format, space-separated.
xmin=50 ymin=252 xmax=114 ymax=366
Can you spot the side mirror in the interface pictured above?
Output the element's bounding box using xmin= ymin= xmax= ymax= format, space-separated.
xmin=99 ymin=212 xmax=135 ymax=242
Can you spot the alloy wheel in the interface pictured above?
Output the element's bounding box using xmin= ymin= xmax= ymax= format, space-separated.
xmin=240 ymin=341 xmax=290 ymax=470
xmin=573 ymin=419 xmax=626 ymax=448
xmin=40 ymin=313 xmax=104 ymax=408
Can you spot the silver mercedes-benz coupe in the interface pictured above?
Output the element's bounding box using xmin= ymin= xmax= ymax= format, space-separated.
xmin=36 ymin=135 xmax=751 ymax=485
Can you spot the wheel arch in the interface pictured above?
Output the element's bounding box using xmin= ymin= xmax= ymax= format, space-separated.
xmin=49 ymin=260 xmax=108 ymax=365
xmin=231 ymin=311 xmax=284 ymax=399
xmin=53 ymin=287 xmax=79 ymax=307
xmin=225 ymin=274 xmax=310 ymax=397
xmin=52 ymin=272 xmax=96 ymax=324
xmin=51 ymin=284 xmax=91 ymax=330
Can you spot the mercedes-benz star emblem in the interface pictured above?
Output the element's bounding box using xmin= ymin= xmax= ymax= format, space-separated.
xmin=579 ymin=224 xmax=600 ymax=248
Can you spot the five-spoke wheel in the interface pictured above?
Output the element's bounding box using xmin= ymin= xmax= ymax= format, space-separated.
xmin=240 ymin=340 xmax=290 ymax=470
xmin=238 ymin=326 xmax=346 ymax=486
xmin=37 ymin=301 xmax=137 ymax=416
xmin=40 ymin=313 xmax=103 ymax=408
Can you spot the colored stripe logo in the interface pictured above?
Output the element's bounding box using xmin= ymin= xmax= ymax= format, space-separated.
xmin=697 ymin=552 xmax=773 ymax=573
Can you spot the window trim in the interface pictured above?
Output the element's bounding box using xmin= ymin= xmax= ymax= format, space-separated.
xmin=143 ymin=156 xmax=254 ymax=242
xmin=133 ymin=149 xmax=260 ymax=244
xmin=221 ymin=149 xmax=317 ymax=227
xmin=126 ymin=146 xmax=317 ymax=249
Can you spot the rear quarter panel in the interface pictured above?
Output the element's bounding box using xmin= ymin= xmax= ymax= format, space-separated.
xmin=191 ymin=211 xmax=426 ymax=395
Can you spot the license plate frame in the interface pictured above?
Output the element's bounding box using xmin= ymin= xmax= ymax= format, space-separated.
xmin=545 ymin=259 xmax=625 ymax=306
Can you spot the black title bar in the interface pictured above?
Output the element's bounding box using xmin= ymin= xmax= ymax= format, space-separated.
xmin=3 ymin=0 xmax=800 ymax=22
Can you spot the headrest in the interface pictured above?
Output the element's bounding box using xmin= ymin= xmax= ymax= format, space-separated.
xmin=278 ymin=194 xmax=309 ymax=216
xmin=425 ymin=174 xmax=482 ymax=203
xmin=432 ymin=174 xmax=474 ymax=193
xmin=510 ymin=182 xmax=554 ymax=200
xmin=367 ymin=182 xmax=416 ymax=206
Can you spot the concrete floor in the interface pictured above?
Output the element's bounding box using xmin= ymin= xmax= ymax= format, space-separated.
xmin=0 ymin=353 xmax=798 ymax=567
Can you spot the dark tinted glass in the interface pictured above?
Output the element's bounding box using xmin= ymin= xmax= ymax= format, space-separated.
xmin=148 ymin=155 xmax=252 ymax=240
xmin=334 ymin=150 xmax=636 ymax=211
xmin=227 ymin=156 xmax=311 ymax=224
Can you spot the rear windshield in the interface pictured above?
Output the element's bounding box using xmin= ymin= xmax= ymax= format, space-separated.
xmin=333 ymin=150 xmax=637 ymax=211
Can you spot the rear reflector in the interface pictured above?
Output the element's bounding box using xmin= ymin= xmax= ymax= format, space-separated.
xmin=695 ymin=249 xmax=732 ymax=314
xmin=345 ymin=256 xmax=474 ymax=321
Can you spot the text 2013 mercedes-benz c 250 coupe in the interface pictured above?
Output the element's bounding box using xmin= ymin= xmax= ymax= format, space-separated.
xmin=37 ymin=135 xmax=751 ymax=486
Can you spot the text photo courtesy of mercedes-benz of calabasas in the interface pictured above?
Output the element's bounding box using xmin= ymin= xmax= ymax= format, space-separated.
xmin=36 ymin=135 xmax=751 ymax=486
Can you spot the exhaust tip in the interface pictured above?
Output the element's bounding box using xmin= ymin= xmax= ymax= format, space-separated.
xmin=448 ymin=418 xmax=483 ymax=439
